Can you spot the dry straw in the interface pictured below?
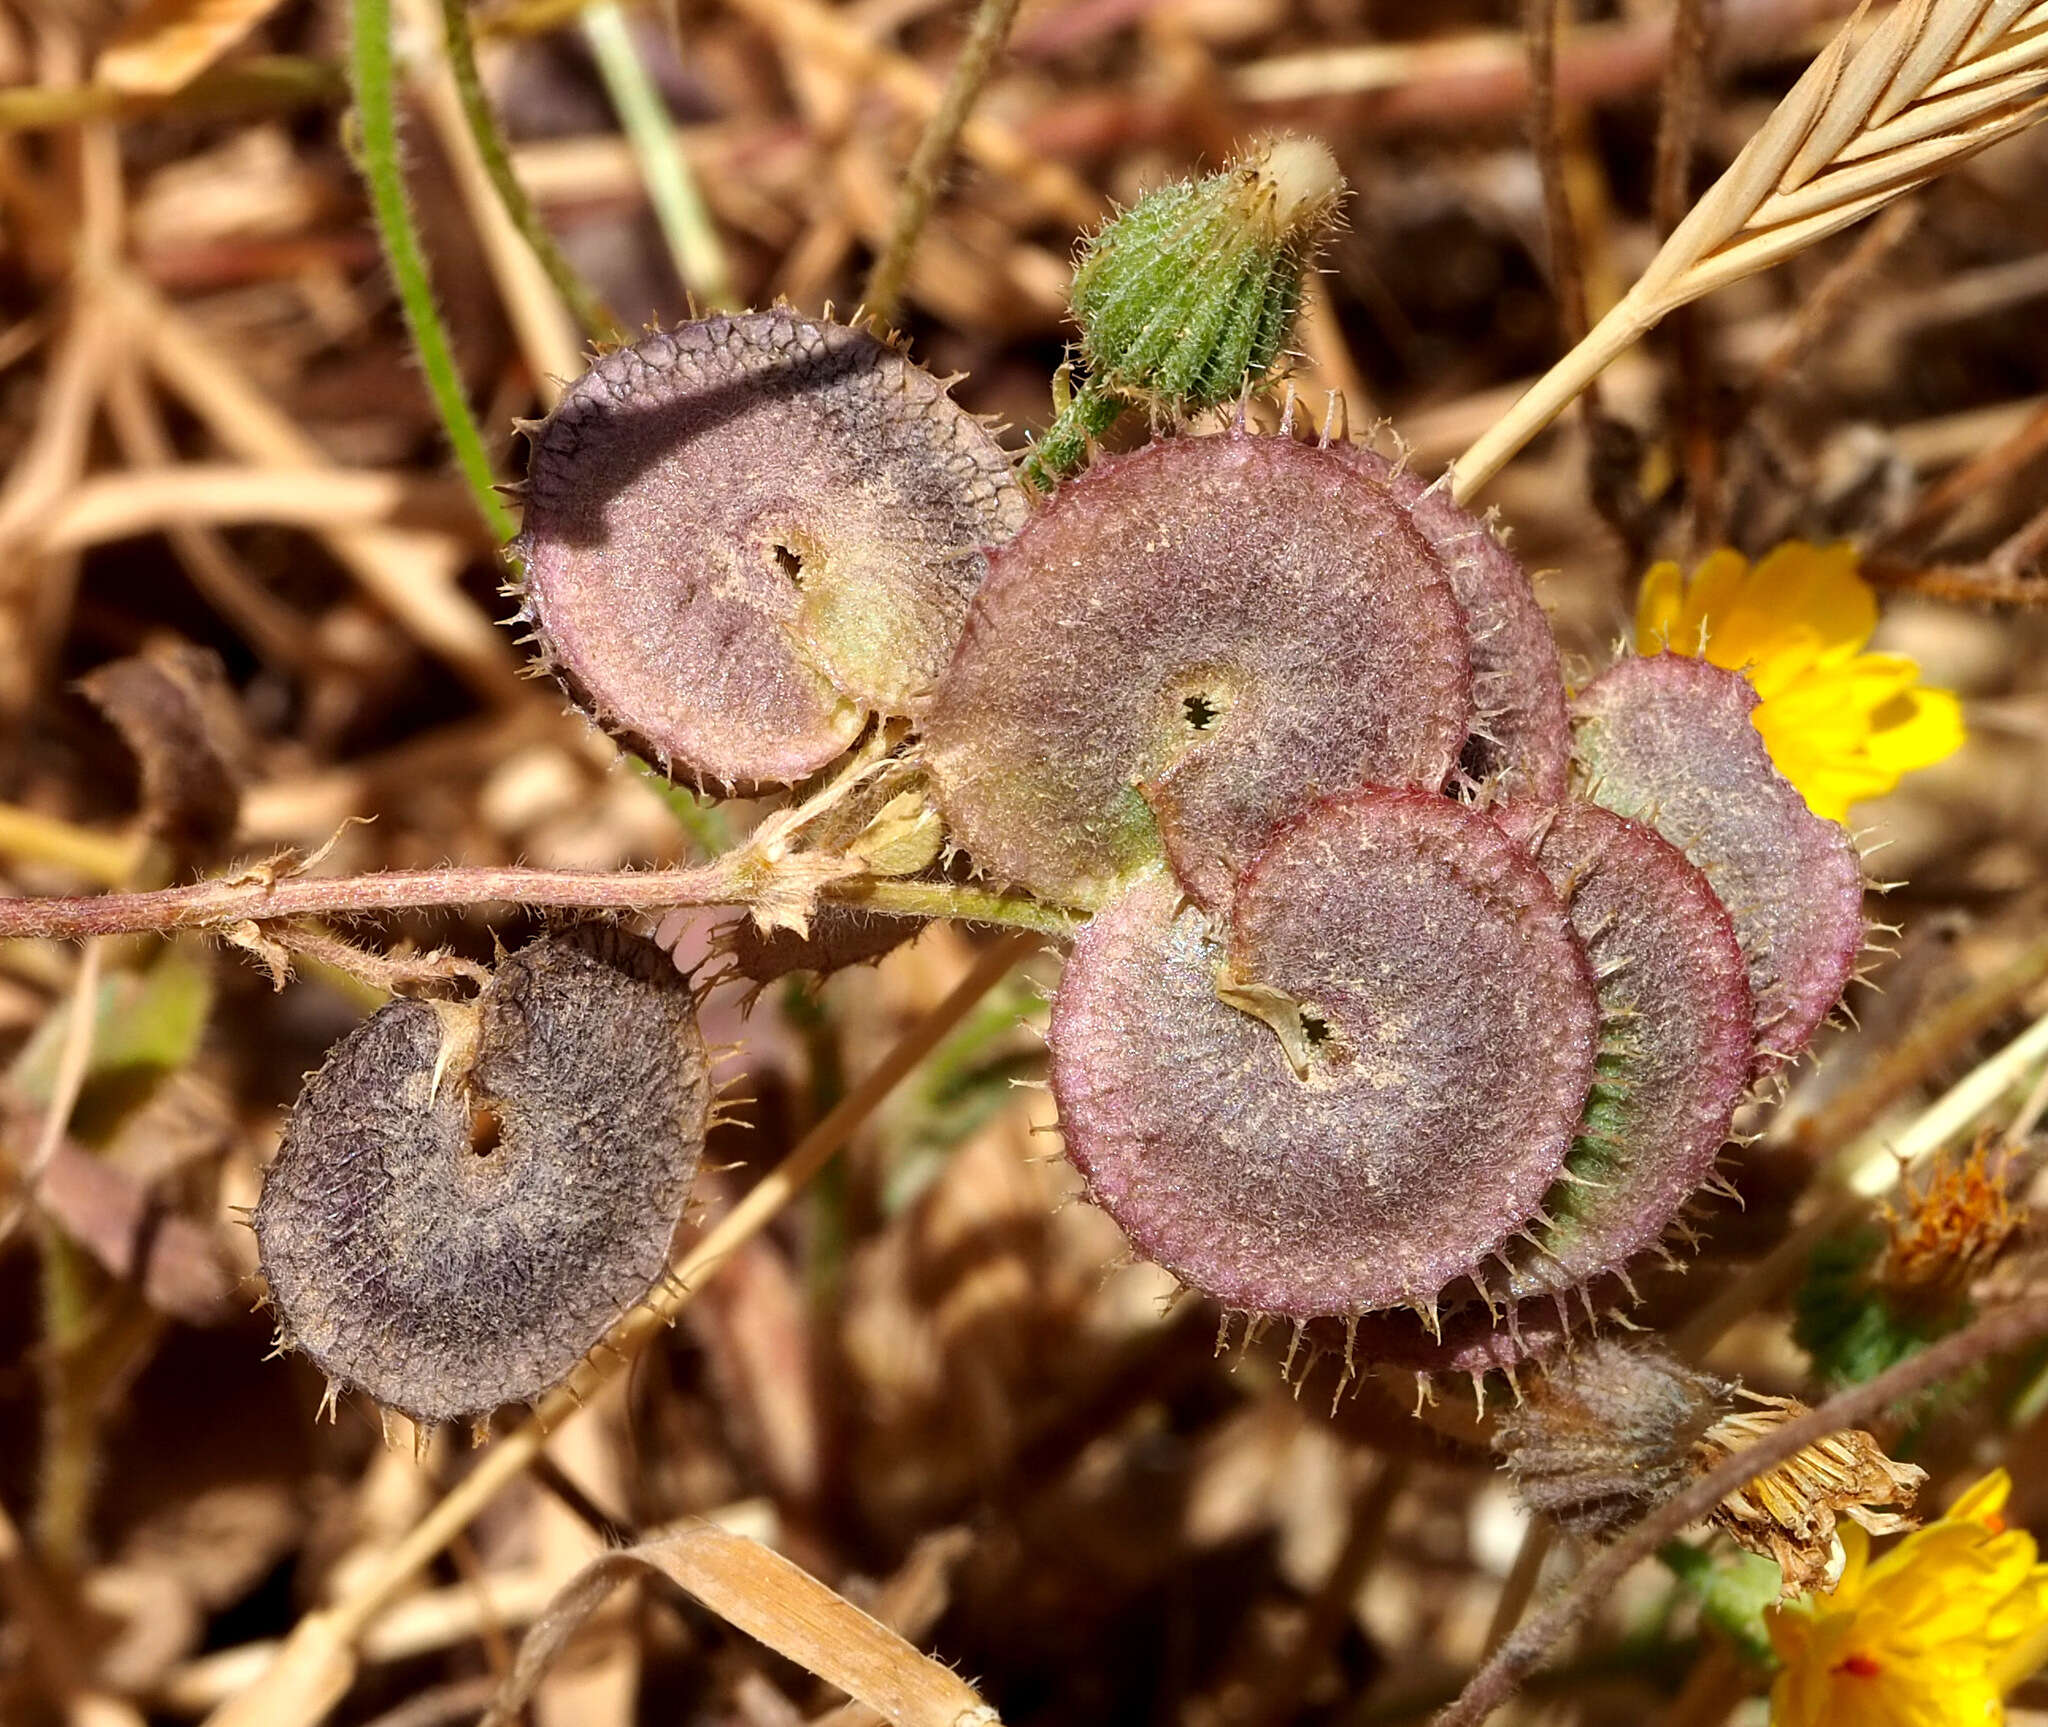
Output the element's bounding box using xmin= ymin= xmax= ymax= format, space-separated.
xmin=1451 ymin=0 xmax=2048 ymax=503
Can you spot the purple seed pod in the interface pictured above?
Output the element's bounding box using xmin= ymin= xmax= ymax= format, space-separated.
xmin=255 ymin=928 xmax=709 ymax=1426
xmin=1335 ymin=446 xmax=1571 ymax=802
xmin=719 ymin=905 xmax=927 ymax=987
xmin=515 ymin=311 xmax=1026 ymax=790
xmin=1345 ymin=1300 xmax=1576 ymax=1389
xmin=1572 ymin=654 xmax=1866 ymax=1065
xmin=1493 ymin=801 xmax=1754 ymax=1303
xmin=924 ymin=432 xmax=1474 ymax=909
xmin=1048 ymin=789 xmax=1598 ymax=1319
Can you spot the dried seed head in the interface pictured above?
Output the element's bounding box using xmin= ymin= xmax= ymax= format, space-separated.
xmin=1696 ymin=1394 xmax=1927 ymax=1594
xmin=1877 ymin=1133 xmax=2024 ymax=1304
xmin=516 ymin=311 xmax=1026 ymax=788
xmin=1572 ymin=654 xmax=1865 ymax=1063
xmin=926 ymin=433 xmax=1473 ymax=908
xmin=1494 ymin=802 xmax=1754 ymax=1302
xmin=1071 ymin=137 xmax=1345 ymax=413
xmin=1494 ymin=1339 xmax=1729 ymax=1541
xmin=1335 ymin=448 xmax=1570 ymax=802
xmin=254 ymin=928 xmax=709 ymax=1426
xmin=1048 ymin=790 xmax=1596 ymax=1317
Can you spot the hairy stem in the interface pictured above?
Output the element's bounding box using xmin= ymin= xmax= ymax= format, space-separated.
xmin=862 ymin=0 xmax=1026 ymax=328
xmin=439 ymin=0 xmax=621 ymax=346
xmin=201 ymin=932 xmax=1038 ymax=1727
xmin=350 ymin=0 xmax=515 ymax=541
xmin=1020 ymin=376 xmax=1126 ymax=492
xmin=0 ymin=859 xmax=1081 ymax=941
xmin=1434 ymin=1292 xmax=2048 ymax=1727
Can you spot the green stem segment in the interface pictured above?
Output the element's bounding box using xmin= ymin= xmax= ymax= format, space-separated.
xmin=1020 ymin=376 xmax=1127 ymax=493
xmin=350 ymin=0 xmax=516 ymax=542
xmin=439 ymin=0 xmax=622 ymax=347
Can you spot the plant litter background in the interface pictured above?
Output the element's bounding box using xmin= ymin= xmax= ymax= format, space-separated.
xmin=1 ymin=0 xmax=2048 ymax=1725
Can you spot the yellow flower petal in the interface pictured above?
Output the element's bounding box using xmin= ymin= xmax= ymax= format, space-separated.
xmin=1633 ymin=542 xmax=1965 ymax=825
xmin=1635 ymin=559 xmax=1686 ymax=653
xmin=1768 ymin=1474 xmax=2048 ymax=1727
xmin=1865 ymin=688 xmax=1966 ymax=777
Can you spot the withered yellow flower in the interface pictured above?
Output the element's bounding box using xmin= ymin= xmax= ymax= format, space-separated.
xmin=1634 ymin=542 xmax=1964 ymax=824
xmin=1768 ymin=1469 xmax=2048 ymax=1727
xmin=1697 ymin=1394 xmax=1926 ymax=1596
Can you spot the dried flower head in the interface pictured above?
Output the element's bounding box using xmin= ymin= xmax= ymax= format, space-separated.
xmin=1697 ymin=1393 xmax=1927 ymax=1596
xmin=1493 ymin=1339 xmax=1729 ymax=1541
xmin=1878 ymin=1133 xmax=2023 ymax=1303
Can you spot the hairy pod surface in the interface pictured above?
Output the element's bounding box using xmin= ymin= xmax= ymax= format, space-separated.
xmin=1048 ymin=791 xmax=1598 ymax=1317
xmin=1334 ymin=447 xmax=1571 ymax=802
xmin=1572 ymin=654 xmax=1865 ymax=1063
xmin=720 ymin=904 xmax=927 ymax=985
xmin=516 ymin=311 xmax=1026 ymax=788
xmin=925 ymin=434 xmax=1473 ymax=909
xmin=1496 ymin=802 xmax=1753 ymax=1301
xmin=1493 ymin=1339 xmax=1728 ymax=1540
xmin=254 ymin=928 xmax=709 ymax=1425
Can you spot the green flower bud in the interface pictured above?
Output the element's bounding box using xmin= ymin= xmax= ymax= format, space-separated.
xmin=1071 ymin=136 xmax=1345 ymax=412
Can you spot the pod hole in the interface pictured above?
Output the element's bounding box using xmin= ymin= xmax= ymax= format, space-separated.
xmin=1183 ymin=691 xmax=1223 ymax=732
xmin=773 ymin=543 xmax=806 ymax=587
xmin=468 ymin=1102 xmax=504 ymax=1159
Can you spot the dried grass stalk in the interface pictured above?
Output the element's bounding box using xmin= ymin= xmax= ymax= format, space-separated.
xmin=1451 ymin=0 xmax=2048 ymax=500
xmin=480 ymin=1523 xmax=999 ymax=1727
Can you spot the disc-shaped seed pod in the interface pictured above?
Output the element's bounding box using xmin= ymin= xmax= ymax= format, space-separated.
xmin=925 ymin=433 xmax=1474 ymax=909
xmin=255 ymin=928 xmax=710 ymax=1426
xmin=1572 ymin=654 xmax=1865 ymax=1064
xmin=1048 ymin=790 xmax=1599 ymax=1318
xmin=515 ymin=311 xmax=1027 ymax=789
xmin=1494 ymin=801 xmax=1754 ymax=1302
xmin=1335 ymin=446 xmax=1571 ymax=802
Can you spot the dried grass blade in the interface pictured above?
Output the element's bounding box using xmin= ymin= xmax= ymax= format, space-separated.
xmin=1782 ymin=0 xmax=1940 ymax=188
xmin=95 ymin=0 xmax=289 ymax=97
xmin=481 ymin=1525 xmax=998 ymax=1727
xmin=1873 ymin=0 xmax=1994 ymax=122
xmin=1924 ymin=18 xmax=2048 ymax=97
xmin=1451 ymin=0 xmax=2048 ymax=501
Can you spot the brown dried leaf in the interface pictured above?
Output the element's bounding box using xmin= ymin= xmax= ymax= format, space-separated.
xmin=96 ymin=0 xmax=291 ymax=97
xmin=78 ymin=640 xmax=248 ymax=865
xmin=31 ymin=1131 xmax=231 ymax=1323
xmin=482 ymin=1523 xmax=1000 ymax=1727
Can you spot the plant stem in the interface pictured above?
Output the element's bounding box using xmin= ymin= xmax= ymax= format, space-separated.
xmin=0 ymin=56 xmax=345 ymax=132
xmin=582 ymin=0 xmax=734 ymax=310
xmin=1434 ymin=1291 xmax=2048 ymax=1727
xmin=439 ymin=0 xmax=622 ymax=346
xmin=350 ymin=0 xmax=516 ymax=541
xmin=0 ymin=859 xmax=1082 ymax=941
xmin=862 ymin=0 xmax=1026 ymax=328
xmin=1020 ymin=376 xmax=1127 ymax=492
xmin=201 ymin=932 xmax=1038 ymax=1727
xmin=843 ymin=877 xmax=1078 ymax=936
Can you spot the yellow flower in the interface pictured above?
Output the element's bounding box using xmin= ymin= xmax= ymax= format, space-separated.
xmin=1634 ymin=542 xmax=1964 ymax=824
xmin=1767 ymin=1468 xmax=2048 ymax=1727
